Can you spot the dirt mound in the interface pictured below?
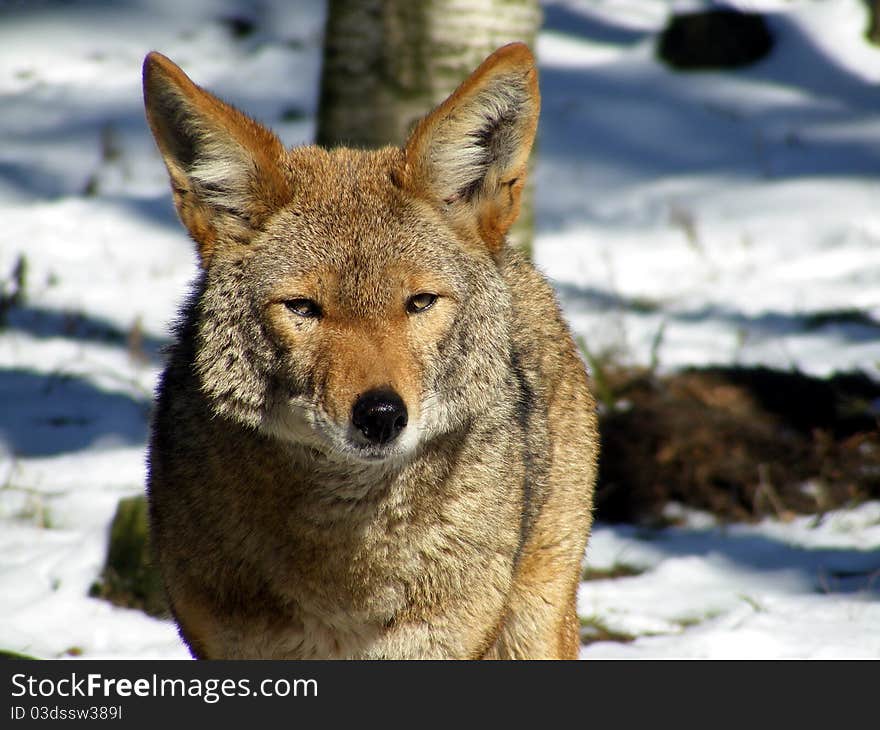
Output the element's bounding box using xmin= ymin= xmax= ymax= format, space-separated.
xmin=597 ymin=366 xmax=880 ymax=524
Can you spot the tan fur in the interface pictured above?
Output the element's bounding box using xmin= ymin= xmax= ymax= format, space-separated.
xmin=143 ymin=52 xmax=293 ymax=265
xmin=401 ymin=43 xmax=539 ymax=254
xmin=144 ymin=44 xmax=597 ymax=660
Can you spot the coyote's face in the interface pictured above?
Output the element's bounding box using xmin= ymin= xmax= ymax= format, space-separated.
xmin=196 ymin=150 xmax=512 ymax=463
xmin=144 ymin=46 xmax=538 ymax=463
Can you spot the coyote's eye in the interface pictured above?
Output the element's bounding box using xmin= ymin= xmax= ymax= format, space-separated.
xmin=406 ymin=293 xmax=438 ymax=314
xmin=284 ymin=298 xmax=322 ymax=318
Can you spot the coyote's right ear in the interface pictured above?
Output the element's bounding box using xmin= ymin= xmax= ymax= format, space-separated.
xmin=143 ymin=52 xmax=291 ymax=266
xmin=401 ymin=43 xmax=539 ymax=255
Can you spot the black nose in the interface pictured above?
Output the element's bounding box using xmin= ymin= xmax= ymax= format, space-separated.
xmin=351 ymin=389 xmax=408 ymax=445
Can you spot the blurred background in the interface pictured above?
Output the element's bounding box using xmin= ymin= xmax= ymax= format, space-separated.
xmin=1 ymin=0 xmax=878 ymax=658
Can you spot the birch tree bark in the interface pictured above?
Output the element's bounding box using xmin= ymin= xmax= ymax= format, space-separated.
xmin=317 ymin=0 xmax=541 ymax=253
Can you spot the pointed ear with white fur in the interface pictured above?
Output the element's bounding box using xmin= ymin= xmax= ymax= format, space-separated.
xmin=400 ymin=43 xmax=539 ymax=254
xmin=142 ymin=51 xmax=292 ymax=266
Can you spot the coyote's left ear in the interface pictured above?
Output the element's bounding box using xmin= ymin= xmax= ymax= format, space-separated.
xmin=400 ymin=43 xmax=539 ymax=254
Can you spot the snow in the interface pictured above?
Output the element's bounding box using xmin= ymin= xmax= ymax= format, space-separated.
xmin=580 ymin=503 xmax=880 ymax=658
xmin=0 ymin=0 xmax=878 ymax=659
xmin=536 ymin=0 xmax=880 ymax=377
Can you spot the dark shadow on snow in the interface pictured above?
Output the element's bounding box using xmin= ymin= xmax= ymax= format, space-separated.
xmin=542 ymin=3 xmax=650 ymax=47
xmin=3 ymin=304 xmax=169 ymax=364
xmin=0 ymin=368 xmax=151 ymax=457
xmin=597 ymin=521 xmax=880 ymax=596
xmin=553 ymin=281 xmax=880 ymax=346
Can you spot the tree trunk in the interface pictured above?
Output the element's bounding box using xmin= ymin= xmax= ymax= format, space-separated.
xmin=317 ymin=0 xmax=541 ymax=254
xmin=868 ymin=1 xmax=880 ymax=46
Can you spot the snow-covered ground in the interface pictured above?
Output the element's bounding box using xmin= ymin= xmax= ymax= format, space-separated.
xmin=0 ymin=0 xmax=878 ymax=659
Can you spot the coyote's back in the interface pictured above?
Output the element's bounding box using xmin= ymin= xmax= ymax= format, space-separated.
xmin=144 ymin=43 xmax=598 ymax=659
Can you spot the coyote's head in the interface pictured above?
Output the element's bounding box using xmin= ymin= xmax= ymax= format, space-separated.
xmin=144 ymin=44 xmax=539 ymax=463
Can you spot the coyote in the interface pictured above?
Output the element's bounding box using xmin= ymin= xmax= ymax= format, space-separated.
xmin=143 ymin=43 xmax=597 ymax=659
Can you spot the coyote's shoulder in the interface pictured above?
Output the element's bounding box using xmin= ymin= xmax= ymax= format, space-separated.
xmin=144 ymin=43 xmax=597 ymax=659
